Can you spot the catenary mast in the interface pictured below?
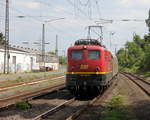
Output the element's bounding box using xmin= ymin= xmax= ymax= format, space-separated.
xmin=4 ymin=0 xmax=10 ymax=74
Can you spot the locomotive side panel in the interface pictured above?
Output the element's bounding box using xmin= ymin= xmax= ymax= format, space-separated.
xmin=112 ymin=54 xmax=118 ymax=76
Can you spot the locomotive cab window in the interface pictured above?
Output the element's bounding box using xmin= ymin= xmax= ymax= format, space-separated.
xmin=88 ymin=50 xmax=100 ymax=60
xmin=71 ymin=50 xmax=83 ymax=60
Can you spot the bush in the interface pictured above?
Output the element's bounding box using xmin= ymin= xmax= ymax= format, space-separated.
xmin=100 ymin=96 xmax=136 ymax=120
xmin=16 ymin=101 xmax=32 ymax=109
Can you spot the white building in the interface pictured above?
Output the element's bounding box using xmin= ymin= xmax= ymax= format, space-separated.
xmin=0 ymin=45 xmax=59 ymax=73
xmin=36 ymin=53 xmax=59 ymax=71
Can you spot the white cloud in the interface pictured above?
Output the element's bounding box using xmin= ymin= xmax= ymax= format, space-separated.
xmin=119 ymin=0 xmax=132 ymax=7
xmin=54 ymin=6 xmax=67 ymax=12
xmin=17 ymin=1 xmax=40 ymax=9
xmin=118 ymin=0 xmax=150 ymax=7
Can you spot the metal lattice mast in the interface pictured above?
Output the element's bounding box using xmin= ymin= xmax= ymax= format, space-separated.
xmin=4 ymin=0 xmax=9 ymax=74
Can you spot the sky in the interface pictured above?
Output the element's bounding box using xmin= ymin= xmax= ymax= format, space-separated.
xmin=0 ymin=0 xmax=150 ymax=55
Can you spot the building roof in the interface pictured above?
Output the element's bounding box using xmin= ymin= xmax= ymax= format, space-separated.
xmin=0 ymin=45 xmax=28 ymax=53
xmin=0 ymin=45 xmax=57 ymax=57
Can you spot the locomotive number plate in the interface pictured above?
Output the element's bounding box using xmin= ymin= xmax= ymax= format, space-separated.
xmin=80 ymin=64 xmax=88 ymax=69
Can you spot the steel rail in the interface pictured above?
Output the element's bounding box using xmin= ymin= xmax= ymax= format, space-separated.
xmin=32 ymin=98 xmax=75 ymax=120
xmin=0 ymin=75 xmax=65 ymax=92
xmin=121 ymin=72 xmax=150 ymax=96
xmin=66 ymin=92 xmax=102 ymax=120
xmin=0 ymin=83 xmax=65 ymax=108
xmin=123 ymin=72 xmax=150 ymax=85
xmin=32 ymin=74 xmax=118 ymax=120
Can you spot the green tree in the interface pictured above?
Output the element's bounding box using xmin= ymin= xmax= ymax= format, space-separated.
xmin=117 ymin=10 xmax=150 ymax=72
xmin=117 ymin=48 xmax=127 ymax=67
xmin=0 ymin=32 xmax=5 ymax=45
xmin=133 ymin=34 xmax=145 ymax=49
xmin=142 ymin=10 xmax=150 ymax=70
xmin=142 ymin=44 xmax=150 ymax=70
xmin=146 ymin=10 xmax=150 ymax=33
xmin=48 ymin=51 xmax=56 ymax=55
xmin=117 ymin=36 xmax=144 ymax=72
xmin=126 ymin=41 xmax=144 ymax=69
xmin=59 ymin=56 xmax=66 ymax=64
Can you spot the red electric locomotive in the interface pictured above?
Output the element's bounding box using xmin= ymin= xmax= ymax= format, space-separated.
xmin=66 ymin=39 xmax=118 ymax=95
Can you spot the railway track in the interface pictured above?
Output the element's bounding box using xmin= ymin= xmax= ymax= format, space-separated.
xmin=66 ymin=94 xmax=101 ymax=120
xmin=0 ymin=75 xmax=65 ymax=92
xmin=121 ymin=72 xmax=150 ymax=96
xmin=33 ymin=94 xmax=100 ymax=120
xmin=33 ymin=98 xmax=76 ymax=120
xmin=66 ymin=75 xmax=119 ymax=120
xmin=0 ymin=82 xmax=65 ymax=108
xmin=0 ymin=88 xmax=74 ymax=120
xmin=0 ymin=74 xmax=118 ymax=120
xmin=33 ymin=75 xmax=118 ymax=120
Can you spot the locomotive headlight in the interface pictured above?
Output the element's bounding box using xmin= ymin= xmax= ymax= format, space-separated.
xmin=83 ymin=46 xmax=87 ymax=49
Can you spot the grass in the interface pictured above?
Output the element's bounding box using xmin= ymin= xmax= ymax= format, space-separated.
xmin=16 ymin=101 xmax=32 ymax=109
xmin=0 ymin=73 xmax=64 ymax=88
xmin=16 ymin=76 xmax=24 ymax=83
xmin=119 ymin=67 xmax=138 ymax=73
xmin=119 ymin=65 xmax=150 ymax=78
xmin=100 ymin=96 xmax=137 ymax=120
xmin=0 ymin=76 xmax=65 ymax=99
xmin=141 ymin=71 xmax=150 ymax=77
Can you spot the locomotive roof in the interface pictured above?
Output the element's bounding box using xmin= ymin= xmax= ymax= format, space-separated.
xmin=68 ymin=39 xmax=112 ymax=53
xmin=74 ymin=39 xmax=101 ymax=46
xmin=68 ymin=45 xmax=106 ymax=51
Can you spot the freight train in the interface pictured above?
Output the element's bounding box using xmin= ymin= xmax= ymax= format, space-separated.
xmin=66 ymin=39 xmax=118 ymax=95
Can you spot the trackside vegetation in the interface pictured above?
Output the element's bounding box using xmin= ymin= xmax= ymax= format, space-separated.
xmin=16 ymin=101 xmax=32 ymax=109
xmin=117 ymin=10 xmax=150 ymax=74
xmin=100 ymin=96 xmax=137 ymax=120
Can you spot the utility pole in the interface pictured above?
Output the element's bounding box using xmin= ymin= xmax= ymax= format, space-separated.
xmin=55 ymin=34 xmax=58 ymax=56
xmin=42 ymin=24 xmax=45 ymax=70
xmin=100 ymin=26 xmax=103 ymax=43
xmin=40 ymin=18 xmax=64 ymax=71
xmin=4 ymin=0 xmax=9 ymax=74
xmin=109 ymin=31 xmax=115 ymax=51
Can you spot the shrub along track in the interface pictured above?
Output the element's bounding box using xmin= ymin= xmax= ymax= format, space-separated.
xmin=0 ymin=88 xmax=74 ymax=120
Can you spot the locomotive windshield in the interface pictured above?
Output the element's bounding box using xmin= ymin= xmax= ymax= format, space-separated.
xmin=71 ymin=50 xmax=83 ymax=60
xmin=88 ymin=50 xmax=100 ymax=60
